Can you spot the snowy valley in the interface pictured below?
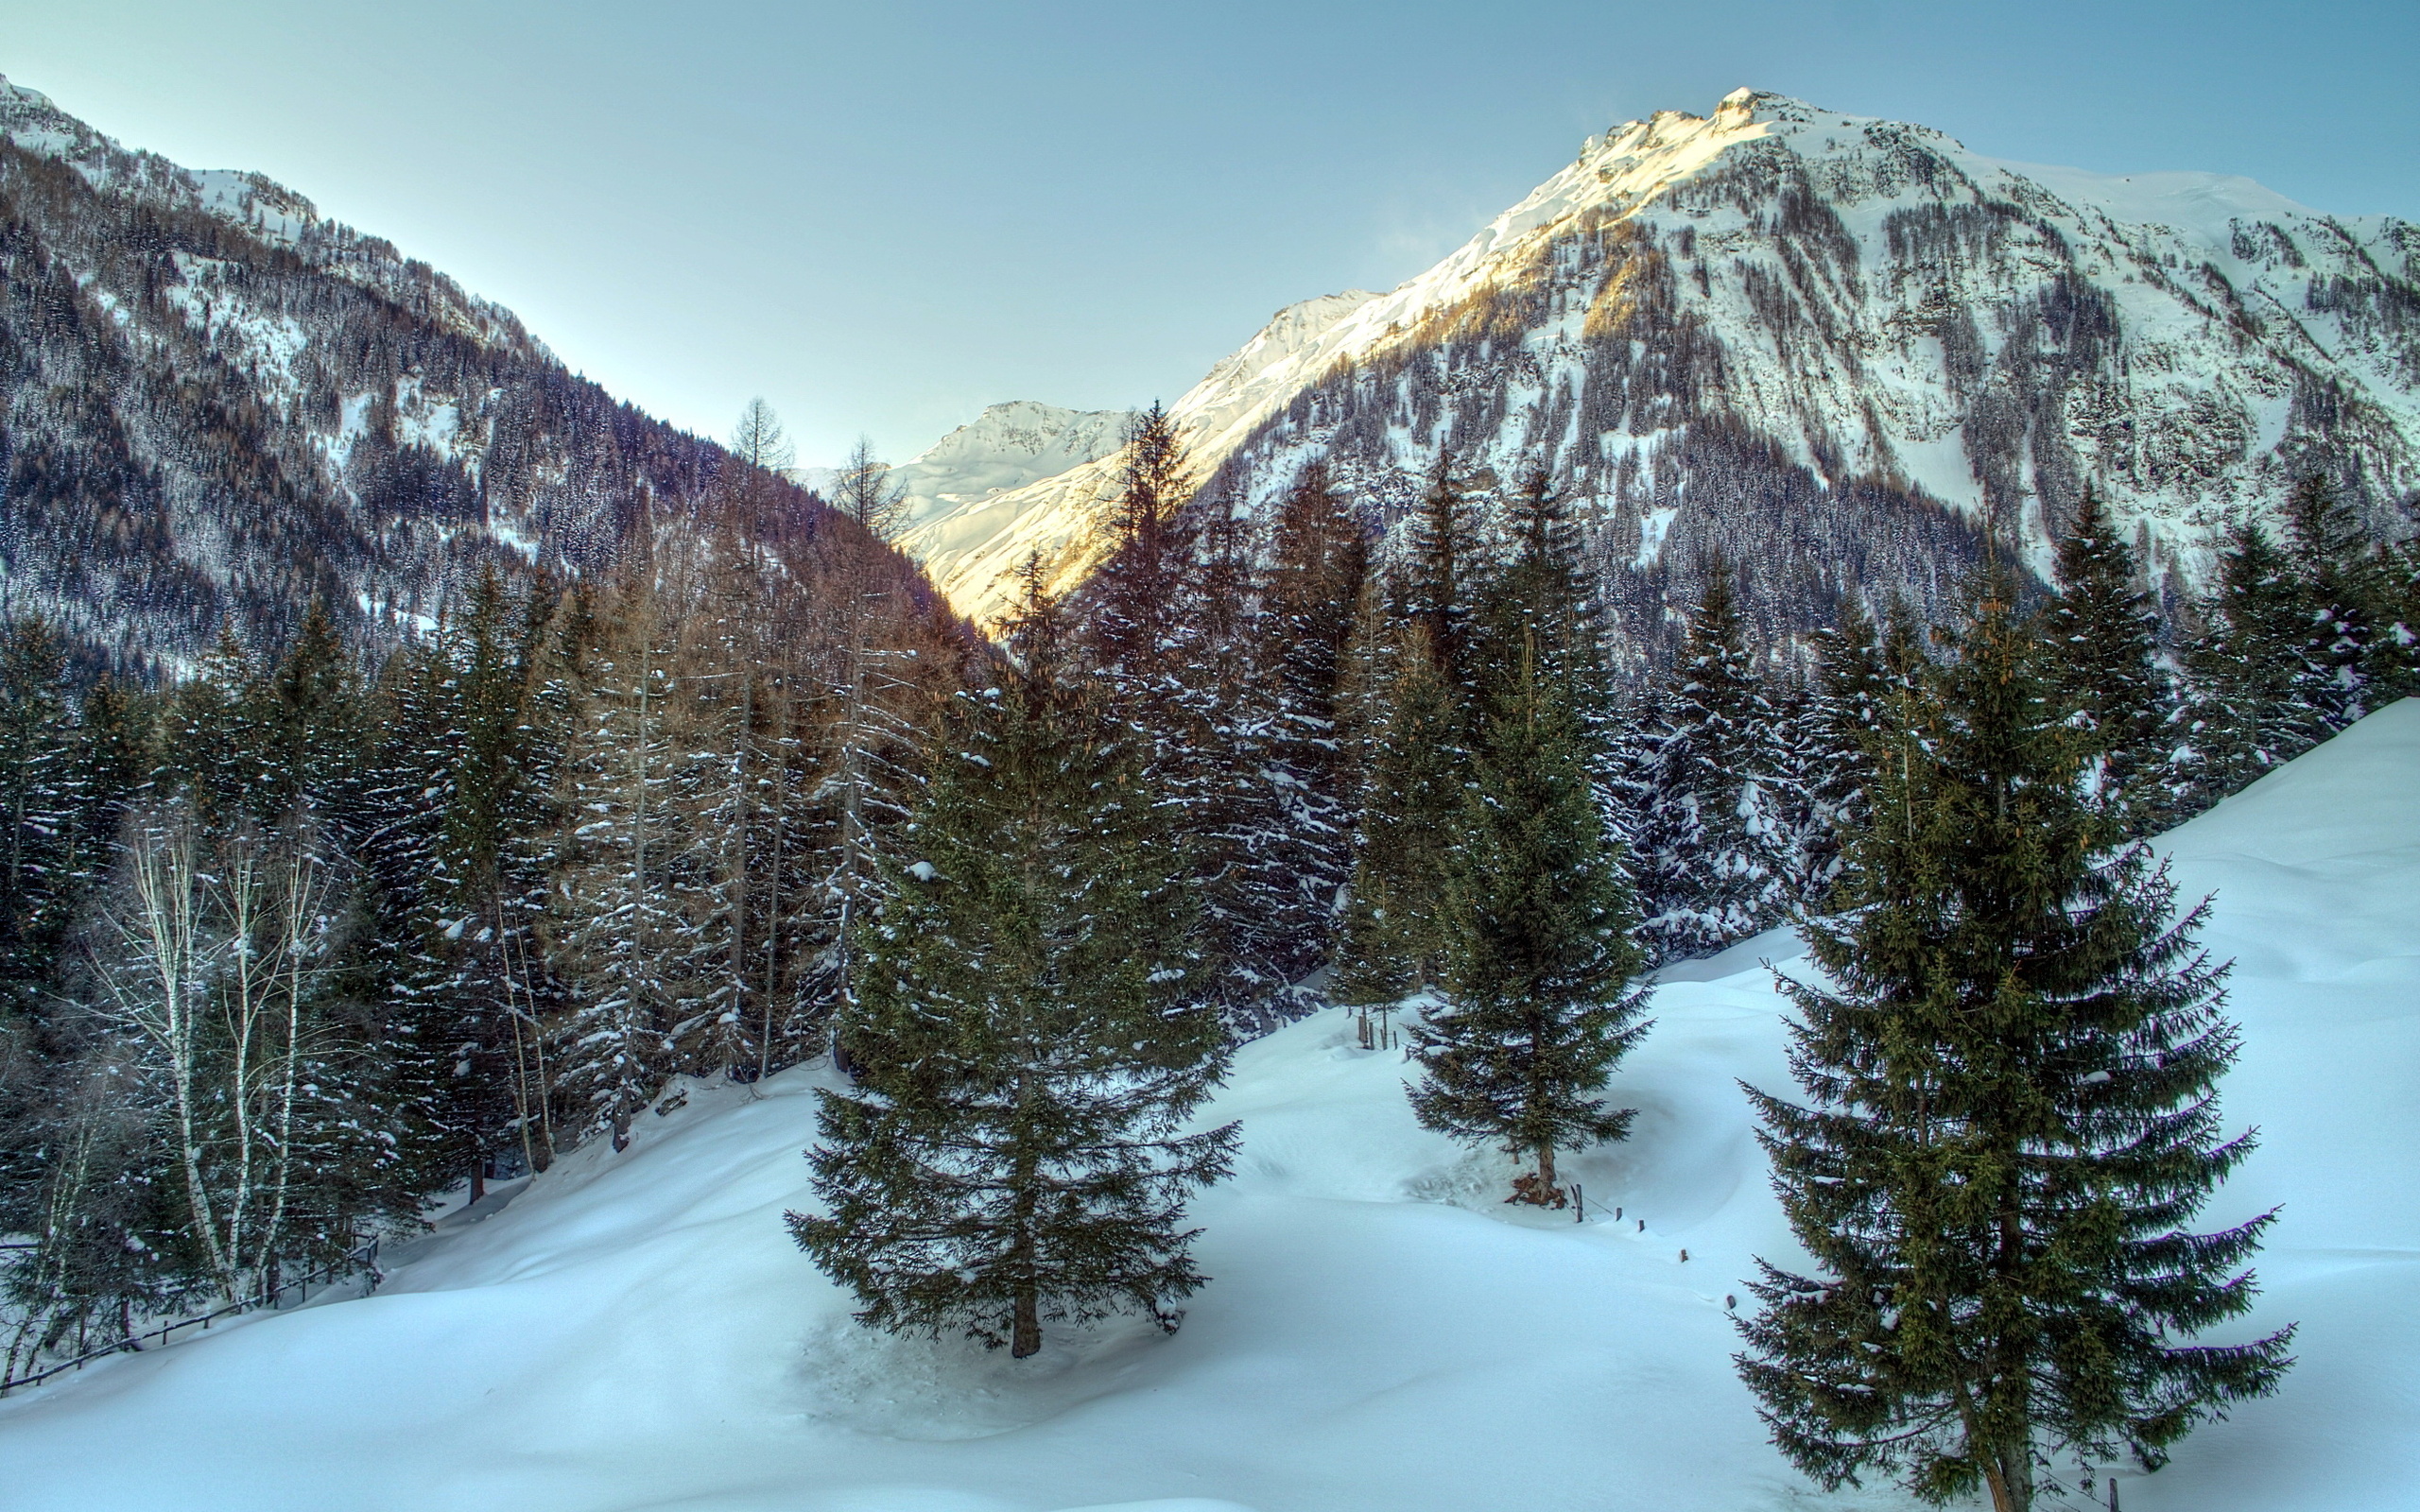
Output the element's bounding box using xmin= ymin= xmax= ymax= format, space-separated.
xmin=5 ymin=702 xmax=2413 ymax=1512
xmin=0 ymin=56 xmax=2413 ymax=1512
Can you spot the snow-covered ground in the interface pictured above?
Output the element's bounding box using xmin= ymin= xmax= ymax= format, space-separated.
xmin=7 ymin=703 xmax=2416 ymax=1512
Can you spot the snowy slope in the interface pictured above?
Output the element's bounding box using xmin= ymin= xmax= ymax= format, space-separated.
xmin=5 ymin=702 xmax=2416 ymax=1511
xmin=905 ymin=89 xmax=2420 ymax=638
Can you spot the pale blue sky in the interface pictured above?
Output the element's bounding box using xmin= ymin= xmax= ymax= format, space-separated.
xmin=4 ymin=1 xmax=2412 ymax=465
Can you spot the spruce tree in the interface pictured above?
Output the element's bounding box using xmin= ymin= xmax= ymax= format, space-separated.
xmin=1399 ymin=453 xmax=1479 ymax=692
xmin=1410 ymin=617 xmax=1651 ymax=1206
xmin=2185 ymin=521 xmax=2330 ymax=795
xmin=1630 ymin=562 xmax=1794 ymax=961
xmin=793 ymin=580 xmax=1236 ymax=1358
xmin=1788 ymin=593 xmax=1927 ymax=908
xmin=1255 ymin=464 xmax=1372 ymax=983
xmin=2278 ymin=472 xmax=2377 ymax=729
xmin=0 ymin=618 xmax=82 ymax=1017
xmin=2040 ymin=486 xmax=2173 ymax=832
xmin=1738 ymin=565 xmax=2292 ymax=1512
xmin=1331 ymin=618 xmax=1462 ymax=1011
xmin=1331 ymin=459 xmax=1491 ymax=1016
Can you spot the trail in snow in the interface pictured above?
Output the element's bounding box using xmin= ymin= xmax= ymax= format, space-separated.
xmin=5 ymin=705 xmax=2416 ymax=1512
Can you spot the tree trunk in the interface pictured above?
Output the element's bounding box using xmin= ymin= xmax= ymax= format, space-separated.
xmin=1986 ymin=1466 xmax=2018 ymax=1512
xmin=1537 ymin=1143 xmax=1558 ymax=1195
xmin=1011 ymin=1285 xmax=1041 ymax=1358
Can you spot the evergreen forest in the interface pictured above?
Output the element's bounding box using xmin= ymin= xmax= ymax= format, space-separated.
xmin=5 ymin=404 xmax=2415 ymax=1511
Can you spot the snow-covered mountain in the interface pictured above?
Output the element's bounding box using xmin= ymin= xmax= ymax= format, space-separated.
xmin=908 ymin=90 xmax=2420 ymax=649
xmin=902 ymin=291 xmax=1380 ymax=623
xmin=8 ymin=698 xmax=2414 ymax=1512
xmin=0 ymin=76 xmax=886 ymax=671
xmin=889 ymin=401 xmax=1135 ymax=596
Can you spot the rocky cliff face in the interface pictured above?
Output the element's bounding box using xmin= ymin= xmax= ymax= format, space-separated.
xmin=0 ymin=77 xmax=863 ymax=674
xmin=912 ymin=90 xmax=2420 ymax=660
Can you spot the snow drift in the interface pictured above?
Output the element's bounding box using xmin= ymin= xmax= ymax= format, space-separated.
xmin=4 ymin=702 xmax=2416 ymax=1511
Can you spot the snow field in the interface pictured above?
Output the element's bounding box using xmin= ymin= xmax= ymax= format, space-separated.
xmin=4 ymin=704 xmax=2417 ymax=1511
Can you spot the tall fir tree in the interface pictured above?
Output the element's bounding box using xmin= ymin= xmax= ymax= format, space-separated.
xmin=0 ymin=618 xmax=83 ymax=1018
xmin=792 ymin=578 xmax=1236 ymax=1357
xmin=1248 ymin=464 xmax=1372 ymax=993
xmin=1628 ymin=562 xmax=1795 ymax=962
xmin=1331 ymin=618 xmax=1463 ymax=1011
xmin=2040 ymin=486 xmax=2175 ymax=833
xmin=1787 ymin=593 xmax=1927 ymax=907
xmin=1410 ymin=604 xmax=1651 ymax=1206
xmin=1737 ymin=565 xmax=2292 ymax=1512
xmin=2185 ymin=521 xmax=2332 ymax=795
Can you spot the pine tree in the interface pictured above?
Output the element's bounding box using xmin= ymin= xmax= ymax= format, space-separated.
xmin=1737 ymin=565 xmax=2292 ymax=1512
xmin=1410 ymin=615 xmax=1651 ymax=1206
xmin=1630 ymin=563 xmax=1794 ymax=961
xmin=791 ymin=580 xmax=1236 ymax=1357
xmin=2040 ymin=487 xmax=2173 ymax=832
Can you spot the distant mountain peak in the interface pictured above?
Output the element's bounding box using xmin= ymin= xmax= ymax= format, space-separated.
xmin=891 ymin=86 xmax=2420 ymax=649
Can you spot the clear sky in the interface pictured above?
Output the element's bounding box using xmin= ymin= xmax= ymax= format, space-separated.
xmin=4 ymin=1 xmax=2412 ymax=466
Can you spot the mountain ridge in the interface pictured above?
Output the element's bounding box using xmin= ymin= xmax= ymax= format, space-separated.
xmin=901 ymin=88 xmax=2420 ymax=645
xmin=0 ymin=72 xmax=913 ymax=673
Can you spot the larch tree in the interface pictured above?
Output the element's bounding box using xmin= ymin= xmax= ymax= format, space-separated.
xmin=828 ymin=437 xmax=910 ymax=542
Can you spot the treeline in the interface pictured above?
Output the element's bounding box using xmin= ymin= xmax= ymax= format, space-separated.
xmin=0 ymin=448 xmax=966 ymax=1368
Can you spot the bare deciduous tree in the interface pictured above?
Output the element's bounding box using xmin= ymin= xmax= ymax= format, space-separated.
xmin=828 ymin=437 xmax=908 ymax=543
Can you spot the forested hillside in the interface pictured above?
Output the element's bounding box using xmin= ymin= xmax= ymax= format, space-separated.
xmin=0 ymin=75 xmax=932 ymax=676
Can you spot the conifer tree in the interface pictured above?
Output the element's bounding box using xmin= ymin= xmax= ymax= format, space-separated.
xmin=2278 ymin=472 xmax=2378 ymax=729
xmin=0 ymin=618 xmax=82 ymax=1016
xmin=2185 ymin=521 xmax=2331 ymax=794
xmin=1399 ymin=453 xmax=1479 ymax=692
xmin=1469 ymin=468 xmax=1616 ymax=760
xmin=1253 ymin=466 xmax=1374 ymax=992
xmin=1331 ymin=619 xmax=1462 ymax=1011
xmin=1410 ymin=614 xmax=1651 ymax=1206
xmin=1738 ymin=565 xmax=2292 ymax=1512
xmin=545 ymin=573 xmax=700 ymax=1151
xmin=792 ymin=576 xmax=1236 ymax=1357
xmin=1788 ymin=593 xmax=1925 ymax=907
xmin=1087 ymin=403 xmax=1192 ymax=688
xmin=251 ymin=601 xmax=364 ymax=829
xmin=1630 ymin=562 xmax=1794 ymax=961
xmin=2041 ymin=487 xmax=2174 ymax=830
